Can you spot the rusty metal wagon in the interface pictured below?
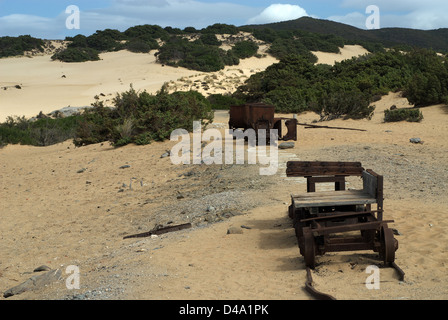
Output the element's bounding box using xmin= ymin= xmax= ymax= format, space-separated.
xmin=229 ymin=103 xmax=298 ymax=141
xmin=287 ymin=161 xmax=400 ymax=270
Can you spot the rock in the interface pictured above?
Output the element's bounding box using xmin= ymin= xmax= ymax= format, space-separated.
xmin=3 ymin=269 xmax=62 ymax=298
xmin=410 ymin=138 xmax=423 ymax=144
xmin=160 ymin=152 xmax=170 ymax=158
xmin=278 ymin=142 xmax=295 ymax=149
xmin=48 ymin=106 xmax=88 ymax=118
xmin=119 ymin=165 xmax=131 ymax=169
xmin=206 ymin=206 xmax=215 ymax=212
xmin=33 ymin=265 xmax=51 ymax=272
xmin=227 ymin=226 xmax=243 ymax=234
xmin=77 ymin=168 xmax=86 ymax=173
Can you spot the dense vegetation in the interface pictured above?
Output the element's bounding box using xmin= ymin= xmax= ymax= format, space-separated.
xmin=247 ymin=16 xmax=448 ymax=53
xmin=49 ymin=23 xmax=247 ymax=64
xmin=233 ymin=48 xmax=448 ymax=120
xmin=0 ymin=115 xmax=82 ymax=147
xmin=74 ymin=86 xmax=213 ymax=147
xmin=0 ymin=87 xmax=214 ymax=148
xmin=384 ymin=108 xmax=424 ymax=123
xmin=155 ymin=36 xmax=239 ymax=72
xmin=0 ymin=35 xmax=45 ymax=58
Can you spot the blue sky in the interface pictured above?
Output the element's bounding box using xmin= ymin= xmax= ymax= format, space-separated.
xmin=1 ymin=0 xmax=448 ymax=39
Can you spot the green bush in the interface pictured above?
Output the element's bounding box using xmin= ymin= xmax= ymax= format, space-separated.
xmin=0 ymin=115 xmax=82 ymax=147
xmin=235 ymin=48 xmax=447 ymax=120
xmin=74 ymin=86 xmax=214 ymax=147
xmin=207 ymin=94 xmax=245 ymax=110
xmin=198 ymin=33 xmax=221 ymax=46
xmin=125 ymin=38 xmax=159 ymax=53
xmin=201 ymin=23 xmax=239 ymax=35
xmin=268 ymin=39 xmax=318 ymax=63
xmin=124 ymin=25 xmax=169 ymax=40
xmin=0 ymin=35 xmax=45 ymax=58
xmin=231 ymin=41 xmax=259 ymax=59
xmin=384 ymin=108 xmax=423 ymax=122
xmin=51 ymin=47 xmax=100 ymax=62
xmin=156 ymin=36 xmax=240 ymax=72
xmin=234 ymin=54 xmax=379 ymax=119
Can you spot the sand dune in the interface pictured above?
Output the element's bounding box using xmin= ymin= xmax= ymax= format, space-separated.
xmin=0 ymin=44 xmax=368 ymax=122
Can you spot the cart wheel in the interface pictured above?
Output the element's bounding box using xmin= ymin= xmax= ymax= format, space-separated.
xmin=303 ymin=228 xmax=316 ymax=269
xmin=380 ymin=225 xmax=395 ymax=264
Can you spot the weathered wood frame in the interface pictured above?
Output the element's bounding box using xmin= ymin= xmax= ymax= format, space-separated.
xmin=286 ymin=161 xmax=394 ymax=268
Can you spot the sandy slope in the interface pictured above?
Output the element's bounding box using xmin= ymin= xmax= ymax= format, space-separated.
xmin=312 ymin=45 xmax=369 ymax=65
xmin=2 ymin=44 xmax=447 ymax=301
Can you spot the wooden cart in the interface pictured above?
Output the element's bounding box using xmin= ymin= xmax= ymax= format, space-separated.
xmin=287 ymin=161 xmax=399 ymax=269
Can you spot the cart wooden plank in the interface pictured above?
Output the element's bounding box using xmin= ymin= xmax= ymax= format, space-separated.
xmin=291 ymin=190 xmax=377 ymax=208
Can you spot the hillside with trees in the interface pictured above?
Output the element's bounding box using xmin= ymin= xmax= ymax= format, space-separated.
xmin=245 ymin=16 xmax=448 ymax=53
xmin=233 ymin=48 xmax=448 ymax=119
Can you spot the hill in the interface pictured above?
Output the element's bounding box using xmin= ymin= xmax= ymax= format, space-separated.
xmin=244 ymin=16 xmax=448 ymax=52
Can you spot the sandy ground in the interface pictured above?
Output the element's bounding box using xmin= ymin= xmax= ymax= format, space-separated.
xmin=1 ymin=45 xmax=447 ymax=302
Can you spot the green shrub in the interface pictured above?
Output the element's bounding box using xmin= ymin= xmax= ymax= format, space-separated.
xmin=201 ymin=23 xmax=239 ymax=35
xmin=66 ymin=34 xmax=88 ymax=48
xmin=0 ymin=115 xmax=82 ymax=146
xmin=268 ymin=38 xmax=318 ymax=63
xmin=0 ymin=35 xmax=45 ymax=58
xmin=231 ymin=41 xmax=259 ymax=59
xmin=207 ymin=94 xmax=245 ymax=110
xmin=318 ymin=90 xmax=375 ymax=120
xmin=384 ymin=108 xmax=423 ymax=122
xmin=124 ymin=25 xmax=169 ymax=40
xmin=156 ymin=36 xmax=240 ymax=72
xmin=198 ymin=33 xmax=221 ymax=46
xmin=125 ymin=39 xmax=158 ymax=53
xmin=86 ymin=32 xmax=120 ymax=52
xmin=51 ymin=47 xmax=100 ymax=62
xmin=74 ymin=86 xmax=214 ymax=147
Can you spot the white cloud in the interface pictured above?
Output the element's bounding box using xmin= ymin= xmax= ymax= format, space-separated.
xmin=247 ymin=4 xmax=308 ymax=25
xmin=0 ymin=14 xmax=67 ymax=39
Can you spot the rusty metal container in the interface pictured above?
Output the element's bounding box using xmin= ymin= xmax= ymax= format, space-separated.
xmin=229 ymin=103 xmax=275 ymax=131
